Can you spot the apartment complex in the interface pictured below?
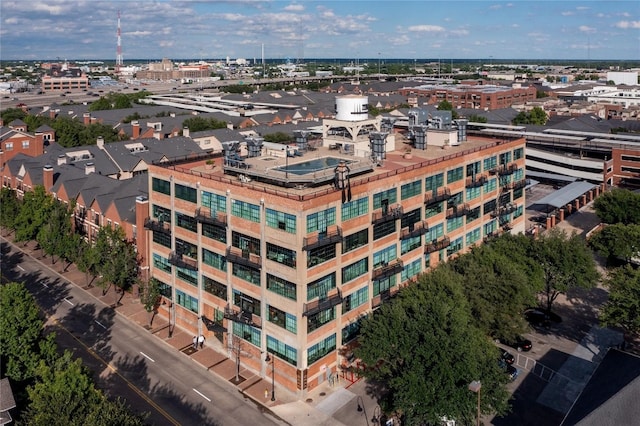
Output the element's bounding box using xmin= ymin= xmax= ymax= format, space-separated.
xmin=144 ymin=114 xmax=527 ymax=398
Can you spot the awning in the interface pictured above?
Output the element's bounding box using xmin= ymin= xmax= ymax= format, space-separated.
xmin=532 ymin=180 xmax=597 ymax=209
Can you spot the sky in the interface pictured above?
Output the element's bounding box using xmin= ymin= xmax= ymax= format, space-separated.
xmin=1 ymin=0 xmax=639 ymax=61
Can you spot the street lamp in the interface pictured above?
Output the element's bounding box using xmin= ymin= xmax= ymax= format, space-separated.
xmin=371 ymin=405 xmax=381 ymax=424
xmin=468 ymin=380 xmax=482 ymax=426
xmin=265 ymin=353 xmax=275 ymax=401
xmin=356 ymin=395 xmax=370 ymax=426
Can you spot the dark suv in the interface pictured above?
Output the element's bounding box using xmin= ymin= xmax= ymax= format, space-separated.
xmin=498 ymin=336 xmax=532 ymax=352
xmin=500 ymin=349 xmax=515 ymax=365
xmin=524 ymin=308 xmax=562 ymax=329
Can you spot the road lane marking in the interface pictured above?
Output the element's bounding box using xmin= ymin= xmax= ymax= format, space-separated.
xmin=193 ymin=388 xmax=211 ymax=402
xmin=17 ymin=265 xmax=25 ymax=271
xmin=94 ymin=320 xmax=106 ymax=329
xmin=51 ymin=318 xmax=180 ymax=426
xmin=140 ymin=351 xmax=155 ymax=363
xmin=64 ymin=298 xmax=74 ymax=306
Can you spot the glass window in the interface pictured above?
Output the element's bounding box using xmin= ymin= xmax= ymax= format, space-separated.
xmin=447 ymin=236 xmax=464 ymax=256
xmin=232 ymin=232 xmax=261 ymax=256
xmin=152 ymin=231 xmax=171 ymax=248
xmin=483 ymin=177 xmax=497 ymax=193
xmin=201 ymin=191 xmax=226 ymax=213
xmin=307 ymin=273 xmax=336 ymax=301
xmin=483 ymin=156 xmax=497 ymax=172
xmin=499 ymin=151 xmax=512 ymax=165
xmin=373 ymin=245 xmax=397 ymax=268
xmin=175 ymin=183 xmax=197 ymax=203
xmin=307 ymin=307 xmax=335 ymax=332
xmin=203 ymin=275 xmax=227 ymax=300
xmin=265 ymin=208 xmax=296 ymax=233
xmin=342 ymin=258 xmax=368 ymax=283
xmin=446 ymin=167 xmax=463 ymax=184
xmin=466 ymin=227 xmax=481 ymax=245
xmin=266 ymin=243 xmax=297 ymax=269
xmin=307 ymin=334 xmax=336 ymax=365
xmin=373 ymin=275 xmax=397 ymax=296
xmin=401 ymin=258 xmax=422 ymax=282
xmin=401 ymin=209 xmax=422 ymax=229
xmin=176 ymin=289 xmax=198 ymax=313
xmin=401 ymin=180 xmax=422 ymax=200
xmin=267 ymin=335 xmax=297 ymax=366
xmin=484 ymin=220 xmax=497 ymax=236
xmin=373 ymin=220 xmax=396 ymax=240
xmin=202 ymin=222 xmax=226 ymax=243
xmin=465 ymin=185 xmax=481 ymax=201
xmin=466 ymin=161 xmax=481 ymax=177
xmin=342 ymin=322 xmax=361 ymax=343
xmin=176 ymin=238 xmax=197 ymax=259
xmin=425 ymin=223 xmax=444 ymax=242
xmin=466 ymin=206 xmax=481 ymax=223
xmin=231 ymin=200 xmax=260 ymax=223
xmin=176 ymin=212 xmax=196 ymax=232
xmin=267 ymin=274 xmax=297 ymax=301
xmin=306 ymin=208 xmax=336 ymax=233
xmin=155 ymin=279 xmax=171 ymax=299
xmin=401 ymin=235 xmax=421 ymax=254
xmin=308 ymin=244 xmax=336 ymax=268
xmin=425 ymin=173 xmax=444 ymax=192
xmin=483 ymin=199 xmax=497 ymax=216
xmin=152 ymin=205 xmax=171 ymax=222
xmin=447 ymin=216 xmax=464 ymax=233
xmin=152 ymin=253 xmax=171 ymax=273
xmin=233 ymin=290 xmax=261 ymax=316
xmin=232 ymin=263 xmax=260 ymax=286
xmin=176 ymin=266 xmax=197 ymax=286
xmin=342 ymin=286 xmax=368 ymax=313
xmin=202 ymin=248 xmax=227 ymax=271
xmin=267 ymin=305 xmax=297 ymax=334
xmin=343 ymin=229 xmax=368 ymax=253
xmin=341 ymin=197 xmax=369 ymax=221
xmin=373 ymin=188 xmax=397 ymax=209
xmin=152 ymin=177 xmax=170 ymax=195
xmin=513 ymin=147 xmax=524 ymax=160
xmin=425 ymin=202 xmax=443 ymax=219
xmin=233 ymin=322 xmax=261 ymax=347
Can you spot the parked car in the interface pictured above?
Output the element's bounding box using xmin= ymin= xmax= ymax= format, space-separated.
xmin=500 ymin=349 xmax=515 ymax=365
xmin=506 ymin=364 xmax=519 ymax=381
xmin=497 ymin=336 xmax=532 ymax=352
xmin=524 ymin=307 xmax=562 ymax=328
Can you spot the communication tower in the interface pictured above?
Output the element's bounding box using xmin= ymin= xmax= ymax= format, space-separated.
xmin=116 ymin=10 xmax=123 ymax=74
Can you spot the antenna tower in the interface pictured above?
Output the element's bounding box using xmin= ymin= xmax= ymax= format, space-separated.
xmin=116 ymin=10 xmax=123 ymax=74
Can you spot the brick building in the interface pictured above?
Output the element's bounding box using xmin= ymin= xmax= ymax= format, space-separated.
xmin=398 ymin=83 xmax=537 ymax=110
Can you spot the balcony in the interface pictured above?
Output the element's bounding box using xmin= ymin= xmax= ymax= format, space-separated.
xmin=226 ymin=246 xmax=261 ymax=269
xmin=446 ymin=203 xmax=470 ymax=219
xmin=465 ymin=174 xmax=487 ymax=188
xmin=372 ymin=258 xmax=404 ymax=281
xmin=424 ymin=187 xmax=451 ymax=206
xmin=303 ymin=225 xmax=342 ymax=251
xmin=195 ymin=207 xmax=227 ymax=227
xmin=492 ymin=163 xmax=518 ymax=176
xmin=491 ymin=202 xmax=518 ymax=218
xmin=371 ymin=205 xmax=403 ymax=225
xmin=223 ymin=306 xmax=262 ymax=329
xmin=144 ymin=217 xmax=171 ymax=234
xmin=400 ymin=220 xmax=429 ymax=240
xmin=507 ymin=179 xmax=528 ymax=190
xmin=303 ymin=289 xmax=342 ymax=317
xmin=483 ymin=229 xmax=503 ymax=242
xmin=425 ymin=236 xmax=451 ymax=254
xmin=168 ymin=251 xmax=198 ymax=271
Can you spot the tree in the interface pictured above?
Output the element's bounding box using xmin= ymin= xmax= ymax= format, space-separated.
xmin=599 ymin=266 xmax=640 ymax=335
xmin=36 ymin=199 xmax=73 ymax=265
xmin=355 ymin=266 xmax=510 ymax=425
xmin=76 ymin=237 xmax=101 ymax=287
xmin=140 ymin=277 xmax=162 ymax=327
xmin=262 ymin=132 xmax=291 ymax=143
xmin=0 ymin=107 xmax=27 ymax=125
xmin=531 ymin=229 xmax=600 ymax=313
xmin=85 ymin=397 xmax=148 ymax=426
xmin=14 ymin=185 xmax=53 ymax=244
xmin=182 ymin=116 xmax=227 ymax=132
xmin=593 ymin=188 xmax=640 ymax=225
xmin=588 ymin=223 xmax=640 ymax=265
xmin=0 ymin=282 xmax=44 ymax=381
xmin=0 ymin=187 xmax=20 ymax=236
xmin=436 ymin=100 xmax=459 ymax=119
xmin=95 ymin=226 xmax=140 ymax=305
xmin=467 ymin=114 xmax=487 ymax=123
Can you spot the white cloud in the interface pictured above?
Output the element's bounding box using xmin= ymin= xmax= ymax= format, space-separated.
xmin=125 ymin=31 xmax=152 ymax=37
xmin=615 ymin=20 xmax=640 ymax=29
xmin=561 ymin=11 xmax=574 ymax=16
xmin=389 ymin=35 xmax=410 ymax=46
xmin=5 ymin=17 xmax=18 ymax=24
xmin=449 ymin=29 xmax=469 ymax=36
xmin=158 ymin=40 xmax=174 ymax=48
xmin=407 ymin=25 xmax=445 ymax=33
xmin=284 ymin=4 xmax=304 ymax=12
xmin=579 ymin=26 xmax=596 ymax=33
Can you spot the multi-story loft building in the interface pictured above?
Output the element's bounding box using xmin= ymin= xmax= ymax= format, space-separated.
xmin=143 ymin=99 xmax=527 ymax=399
xmin=41 ymin=66 xmax=90 ymax=92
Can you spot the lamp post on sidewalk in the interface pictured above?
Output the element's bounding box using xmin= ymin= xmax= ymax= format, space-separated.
xmin=356 ymin=395 xmax=370 ymax=426
xmin=265 ymin=353 xmax=275 ymax=401
xmin=468 ymin=380 xmax=482 ymax=426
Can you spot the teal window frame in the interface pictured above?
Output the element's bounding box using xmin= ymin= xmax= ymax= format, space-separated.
xmin=306 ymin=208 xmax=336 ymax=233
xmin=267 ymin=335 xmax=297 ymax=366
xmin=265 ymin=208 xmax=296 ymax=233
xmin=307 ymin=273 xmax=336 ymax=301
xmin=175 ymin=183 xmax=197 ymax=203
xmin=342 ymin=258 xmax=368 ymax=283
xmin=231 ymin=200 xmax=260 ymax=223
xmin=152 ymin=177 xmax=170 ymax=195
xmin=176 ymin=289 xmax=198 ymax=313
xmin=373 ymin=188 xmax=397 ymax=209
xmin=341 ymin=197 xmax=369 ymax=221
xmin=307 ymin=334 xmax=336 ymax=365
xmin=233 ymin=322 xmax=261 ymax=347
xmin=401 ymin=180 xmax=422 ymax=200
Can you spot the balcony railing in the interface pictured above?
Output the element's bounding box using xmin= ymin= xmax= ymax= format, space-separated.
xmin=465 ymin=174 xmax=487 ymax=188
xmin=424 ymin=187 xmax=451 ymax=206
xmin=195 ymin=207 xmax=227 ymax=227
xmin=303 ymin=225 xmax=342 ymax=251
xmin=144 ymin=217 xmax=171 ymax=234
xmin=226 ymin=246 xmax=261 ymax=269
xmin=425 ymin=236 xmax=451 ymax=254
xmin=168 ymin=251 xmax=198 ymax=271
xmin=491 ymin=202 xmax=518 ymax=218
xmin=492 ymin=162 xmax=518 ymax=176
xmin=223 ymin=306 xmax=262 ymax=329
xmin=446 ymin=203 xmax=470 ymax=219
xmin=483 ymin=230 xmax=503 ymax=242
xmin=400 ymin=220 xmax=429 ymax=240
xmin=303 ymin=289 xmax=343 ymax=317
xmin=507 ymin=179 xmax=528 ymax=190
xmin=371 ymin=205 xmax=403 ymax=225
xmin=372 ymin=258 xmax=404 ymax=281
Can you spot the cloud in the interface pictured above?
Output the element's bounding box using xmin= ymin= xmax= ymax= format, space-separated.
xmin=561 ymin=11 xmax=574 ymax=16
xmin=125 ymin=31 xmax=152 ymax=37
xmin=449 ymin=29 xmax=469 ymax=36
xmin=615 ymin=20 xmax=640 ymax=29
xmin=389 ymin=35 xmax=410 ymax=46
xmin=579 ymin=26 xmax=596 ymax=33
xmin=158 ymin=40 xmax=174 ymax=48
xmin=284 ymin=4 xmax=304 ymax=12
xmin=407 ymin=25 xmax=445 ymax=33
xmin=5 ymin=17 xmax=18 ymax=24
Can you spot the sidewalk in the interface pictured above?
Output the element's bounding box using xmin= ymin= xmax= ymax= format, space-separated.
xmin=3 ymin=234 xmax=364 ymax=426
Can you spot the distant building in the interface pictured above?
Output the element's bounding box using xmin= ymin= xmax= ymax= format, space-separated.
xmin=606 ymin=71 xmax=638 ymax=86
xmin=398 ymin=83 xmax=537 ymax=110
xmin=41 ymin=64 xmax=89 ymax=92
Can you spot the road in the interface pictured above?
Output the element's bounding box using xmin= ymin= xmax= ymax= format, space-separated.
xmin=1 ymin=238 xmax=282 ymax=426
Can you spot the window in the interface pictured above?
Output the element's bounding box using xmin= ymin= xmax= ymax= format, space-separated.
xmin=514 ymin=147 xmax=524 ymax=160
xmin=203 ymin=275 xmax=227 ymax=300
xmin=465 ymin=185 xmax=481 ymax=201
xmin=483 ymin=177 xmax=497 ymax=193
xmin=308 ymin=334 xmax=336 ymax=365
xmin=425 ymin=223 xmax=444 ymax=242
xmin=373 ymin=220 xmax=396 ymax=240
xmin=201 ymin=191 xmax=226 ymax=214
xmin=202 ymin=222 xmax=226 ymax=243
xmin=373 ymin=245 xmax=397 ymax=268
xmin=448 ymin=191 xmax=463 ymax=208
xmin=155 ymin=279 xmax=172 ymax=299
xmin=267 ymin=335 xmax=297 ymax=366
xmin=308 ymin=244 xmax=336 ymax=268
xmin=401 ymin=180 xmax=422 ymax=200
xmin=307 ymin=307 xmax=335 ymax=332
xmin=425 ymin=173 xmax=444 ymax=192
xmin=401 ymin=235 xmax=421 ymax=254
xmin=401 ymin=209 xmax=422 ymax=229
xmin=233 ymin=290 xmax=261 ymax=316
xmin=483 ymin=156 xmax=497 ymax=172
xmin=232 ymin=232 xmax=261 ymax=256
xmin=176 ymin=266 xmax=197 ymax=286
xmin=466 ymin=206 xmax=481 ymax=223
xmin=342 ymin=258 xmax=368 ymax=283
xmin=232 ymin=263 xmax=260 ymax=286
xmin=343 ymin=229 xmax=368 ymax=253
xmin=483 ymin=199 xmax=497 ymax=216
xmin=231 ymin=200 xmax=260 ymax=223
xmin=514 ymin=205 xmax=524 ymax=218
xmin=267 ymin=305 xmax=297 ymax=334
xmin=175 ymin=183 xmax=197 ymax=203
xmin=267 ymin=274 xmax=297 ymax=301
xmin=401 ymin=258 xmax=422 ymax=282
xmin=152 ymin=177 xmax=170 ymax=195
xmin=373 ymin=275 xmax=397 ymax=296
xmin=265 ymin=208 xmax=296 ymax=233
xmin=175 ymin=212 xmax=196 ymax=232
xmin=152 ymin=205 xmax=171 ymax=223
xmin=466 ymin=227 xmax=481 ymax=245
xmin=342 ymin=322 xmax=361 ymax=343
xmin=176 ymin=289 xmax=198 ymax=313
xmin=152 ymin=253 xmax=171 ymax=273
xmin=499 ymin=151 xmax=512 ymax=165
xmin=176 ymin=239 xmax=197 ymax=259
xmin=425 ymin=202 xmax=443 ymax=219
xmin=202 ymin=248 xmax=227 ymax=271
xmin=341 ymin=197 xmax=369 ymax=221
xmin=447 ymin=216 xmax=464 ymax=233
xmin=466 ymin=161 xmax=481 ymax=177
xmin=307 ymin=273 xmax=336 ymax=301
xmin=342 ymin=286 xmax=368 ymax=313
xmin=5 ymin=142 xmax=13 ymax=151
xmin=266 ymin=243 xmax=296 ymax=268
xmin=307 ymin=208 xmax=336 ymax=233
xmin=233 ymin=322 xmax=261 ymax=347
xmin=22 ymin=140 xmax=29 ymax=149
xmin=484 ymin=220 xmax=497 ymax=236
xmin=447 ymin=167 xmax=463 ymax=184
xmin=447 ymin=236 xmax=463 ymax=256
xmin=152 ymin=232 xmax=171 ymax=248
xmin=373 ymin=188 xmax=397 ymax=209
xmin=513 ymin=187 xmax=524 ymax=200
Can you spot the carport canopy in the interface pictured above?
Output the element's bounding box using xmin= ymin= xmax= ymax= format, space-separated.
xmin=532 ymin=180 xmax=597 ymax=209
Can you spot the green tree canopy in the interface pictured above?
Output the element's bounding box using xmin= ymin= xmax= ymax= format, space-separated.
xmin=589 ymin=223 xmax=640 ymax=265
xmin=262 ymin=132 xmax=292 ymax=143
xmin=512 ymin=106 xmax=547 ymax=125
xmin=95 ymin=226 xmax=140 ymax=301
xmin=355 ymin=266 xmax=510 ymax=425
xmin=181 ymin=116 xmax=228 ymax=132
xmin=593 ymin=188 xmax=640 ymax=225
xmin=0 ymin=282 xmax=44 ymax=381
xmin=0 ymin=187 xmax=20 ymax=235
xmin=599 ymin=265 xmax=640 ymax=334
xmin=14 ymin=185 xmax=53 ymax=243
xmin=36 ymin=199 xmax=74 ymax=265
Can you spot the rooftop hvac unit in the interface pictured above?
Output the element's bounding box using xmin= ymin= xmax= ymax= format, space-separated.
xmin=412 ymin=125 xmax=427 ymax=150
xmin=221 ymin=141 xmax=240 ymax=158
xmin=430 ymin=111 xmax=452 ymax=129
xmin=369 ymin=132 xmax=388 ymax=164
xmin=455 ymin=119 xmax=468 ymax=143
xmin=381 ymin=117 xmax=397 ymax=133
xmin=293 ymin=130 xmax=310 ymax=151
xmin=244 ymin=136 xmax=264 ymax=158
xmin=408 ymin=108 xmax=427 ymax=126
